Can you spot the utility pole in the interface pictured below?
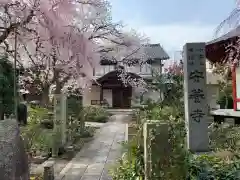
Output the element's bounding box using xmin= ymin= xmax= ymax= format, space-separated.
xmin=13 ymin=27 xmax=18 ymax=119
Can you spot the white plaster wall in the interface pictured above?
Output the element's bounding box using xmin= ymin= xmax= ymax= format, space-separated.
xmin=205 ymin=60 xmax=221 ymax=109
xmin=83 ymin=84 xmax=219 ymax=109
xmin=131 ymin=88 xmax=142 ymax=106
xmin=95 ymin=65 xmax=115 ymax=76
xmin=151 ymin=63 xmax=162 ymax=74
xmin=131 ymin=87 xmax=163 ymax=106
xmin=142 ymin=89 xmax=163 ymax=103
xmin=126 ymin=63 xmax=162 ymax=75
xmin=206 ymin=71 xmax=221 ymax=85
xmin=82 ymin=85 xmax=113 ymax=107
xmin=206 ymin=84 xmax=219 ymax=110
xmin=206 ymin=59 xmax=222 ymax=85
xmin=206 ymin=60 xmax=213 ymax=69
xmin=82 ymin=85 xmax=101 ymax=107
xmin=94 ymin=63 xmax=162 ymax=77
xmin=103 ymin=89 xmax=112 ymax=107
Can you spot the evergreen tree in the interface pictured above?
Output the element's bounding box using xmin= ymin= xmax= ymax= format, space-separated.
xmin=0 ymin=56 xmax=14 ymax=119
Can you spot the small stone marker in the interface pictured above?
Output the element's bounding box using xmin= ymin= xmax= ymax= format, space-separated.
xmin=60 ymin=94 xmax=67 ymax=146
xmin=52 ymin=94 xmax=67 ymax=157
xmin=143 ymin=121 xmax=170 ymax=180
xmin=43 ymin=161 xmax=54 ymax=180
xmin=183 ymin=43 xmax=209 ymax=152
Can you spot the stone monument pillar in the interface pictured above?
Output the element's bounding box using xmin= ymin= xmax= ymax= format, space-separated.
xmin=52 ymin=94 xmax=67 ymax=157
xmin=60 ymin=94 xmax=67 ymax=146
xmin=183 ymin=43 xmax=209 ymax=152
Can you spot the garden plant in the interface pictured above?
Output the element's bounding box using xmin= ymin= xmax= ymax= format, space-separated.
xmin=111 ymin=61 xmax=240 ymax=180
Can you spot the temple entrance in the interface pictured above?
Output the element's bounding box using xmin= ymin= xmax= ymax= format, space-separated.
xmin=112 ymin=87 xmax=132 ymax=108
xmin=96 ymin=70 xmax=141 ymax=109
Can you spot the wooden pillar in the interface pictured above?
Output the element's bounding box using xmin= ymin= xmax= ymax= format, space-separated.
xmin=232 ymin=64 xmax=237 ymax=111
xmin=100 ymin=86 xmax=103 ymax=105
xmin=232 ymin=63 xmax=240 ymax=111
xmin=120 ymin=89 xmax=123 ymax=108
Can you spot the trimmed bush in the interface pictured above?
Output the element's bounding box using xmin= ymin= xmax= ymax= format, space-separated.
xmin=81 ymin=106 xmax=109 ymax=123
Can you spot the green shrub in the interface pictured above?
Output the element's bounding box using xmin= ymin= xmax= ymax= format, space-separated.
xmin=67 ymin=94 xmax=82 ymax=118
xmin=112 ymin=99 xmax=240 ymax=179
xmin=188 ymin=154 xmax=240 ymax=179
xmin=111 ymin=105 xmax=188 ymax=179
xmin=111 ymin=105 xmax=188 ymax=180
xmin=40 ymin=118 xmax=53 ymax=129
xmin=111 ymin=139 xmax=144 ymax=180
xmin=80 ymin=126 xmax=96 ymax=138
xmin=209 ymin=123 xmax=240 ymax=152
xmin=148 ymin=108 xmax=188 ymax=179
xmin=93 ymin=115 xmax=108 ymax=123
xmin=81 ymin=106 xmax=109 ymax=123
xmin=28 ymin=107 xmax=49 ymax=123
xmin=0 ymin=56 xmax=15 ymax=119
xmin=217 ymin=94 xmax=233 ymax=109
xmin=21 ymin=107 xmax=52 ymax=156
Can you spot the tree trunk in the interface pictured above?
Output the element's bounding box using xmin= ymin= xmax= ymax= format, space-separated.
xmin=0 ymin=100 xmax=4 ymax=120
xmin=41 ymin=85 xmax=50 ymax=107
xmin=0 ymin=111 xmax=4 ymax=120
xmin=55 ymin=83 xmax=62 ymax=95
xmin=224 ymin=92 xmax=229 ymax=109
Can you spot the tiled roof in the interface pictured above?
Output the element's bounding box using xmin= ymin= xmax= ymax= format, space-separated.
xmin=144 ymin=43 xmax=169 ymax=60
xmin=207 ymin=26 xmax=240 ymax=45
xmin=100 ymin=43 xmax=169 ymax=64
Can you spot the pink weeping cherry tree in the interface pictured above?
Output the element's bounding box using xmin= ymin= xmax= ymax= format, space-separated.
xmin=215 ymin=0 xmax=240 ymax=65
xmin=161 ymin=60 xmax=184 ymax=107
xmin=0 ymin=0 xmax=148 ymax=105
xmin=99 ymin=29 xmax=149 ymax=88
xmin=0 ymin=0 xmax=103 ymax=105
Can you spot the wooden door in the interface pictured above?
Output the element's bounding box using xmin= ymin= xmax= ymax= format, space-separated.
xmin=112 ymin=88 xmax=122 ymax=108
xmin=122 ymin=87 xmax=132 ymax=108
xmin=112 ymin=87 xmax=132 ymax=108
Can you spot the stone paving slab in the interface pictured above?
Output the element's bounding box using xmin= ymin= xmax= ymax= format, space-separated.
xmin=81 ymin=175 xmax=100 ymax=180
xmin=57 ymin=115 xmax=128 ymax=180
xmin=85 ymin=122 xmax=105 ymax=128
xmin=84 ymin=163 xmax=105 ymax=175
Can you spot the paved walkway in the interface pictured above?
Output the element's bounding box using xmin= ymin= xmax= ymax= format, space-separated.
xmin=57 ymin=115 xmax=128 ymax=180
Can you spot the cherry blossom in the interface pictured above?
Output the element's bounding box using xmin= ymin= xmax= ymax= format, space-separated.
xmin=0 ymin=0 xmax=148 ymax=105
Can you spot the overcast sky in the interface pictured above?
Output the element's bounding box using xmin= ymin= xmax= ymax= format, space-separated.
xmin=109 ymin=0 xmax=236 ymax=62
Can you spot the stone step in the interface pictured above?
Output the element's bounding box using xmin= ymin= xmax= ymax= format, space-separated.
xmin=106 ymin=109 xmax=135 ymax=115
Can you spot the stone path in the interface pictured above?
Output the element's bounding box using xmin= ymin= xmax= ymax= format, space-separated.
xmin=57 ymin=115 xmax=128 ymax=180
